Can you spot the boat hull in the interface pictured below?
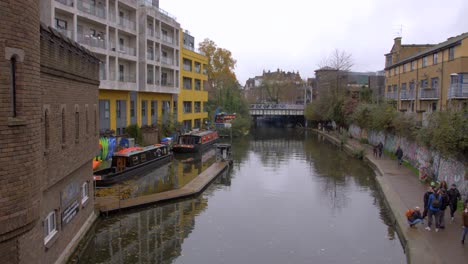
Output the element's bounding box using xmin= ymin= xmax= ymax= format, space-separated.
xmin=172 ymin=138 xmax=219 ymax=153
xmin=94 ymin=154 xmax=172 ymax=187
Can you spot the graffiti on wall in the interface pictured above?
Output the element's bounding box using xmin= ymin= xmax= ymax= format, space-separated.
xmin=348 ymin=125 xmax=361 ymax=139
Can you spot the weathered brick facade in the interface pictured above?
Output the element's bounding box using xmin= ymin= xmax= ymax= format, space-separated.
xmin=1 ymin=1 xmax=100 ymax=263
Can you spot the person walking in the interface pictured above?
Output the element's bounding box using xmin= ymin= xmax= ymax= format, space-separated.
xmin=377 ymin=142 xmax=383 ymax=158
xmin=426 ymin=188 xmax=443 ymax=232
xmin=448 ymin=184 xmax=461 ymax=222
xmin=395 ymin=146 xmax=403 ymax=166
xmin=423 ymin=186 xmax=434 ymax=220
xmin=438 ymin=188 xmax=450 ymax=229
xmin=439 ymin=180 xmax=448 ymax=191
xmin=461 ymin=204 xmax=468 ymax=245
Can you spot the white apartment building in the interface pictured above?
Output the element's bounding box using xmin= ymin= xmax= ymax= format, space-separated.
xmin=40 ymin=0 xmax=181 ymax=133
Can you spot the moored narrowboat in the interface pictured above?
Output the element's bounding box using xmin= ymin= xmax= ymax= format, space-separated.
xmin=93 ymin=144 xmax=172 ymax=187
xmin=172 ymin=130 xmax=219 ymax=153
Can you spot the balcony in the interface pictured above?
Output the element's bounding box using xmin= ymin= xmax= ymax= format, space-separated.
xmin=448 ymin=83 xmax=468 ymax=99
xmin=419 ymin=88 xmax=439 ymax=100
xmin=77 ymin=0 xmax=106 ymax=19
xmin=385 ymin=91 xmax=397 ymax=100
xmin=55 ymin=0 xmax=74 ymax=7
xmin=55 ymin=27 xmax=73 ymax=39
xmin=400 ymin=90 xmax=415 ymax=100
xmin=161 ymin=57 xmax=173 ymax=66
xmin=118 ymin=46 xmax=136 ymax=56
xmin=118 ymin=74 xmax=136 ymax=83
xmin=118 ymin=17 xmax=136 ymax=31
xmin=147 ymin=76 xmax=154 ymax=84
xmin=161 ymin=35 xmax=174 ymax=45
xmin=77 ymin=33 xmax=106 ymax=49
xmin=147 ymin=52 xmax=154 ymax=61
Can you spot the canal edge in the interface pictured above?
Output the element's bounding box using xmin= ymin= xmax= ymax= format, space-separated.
xmin=311 ymin=129 xmax=440 ymax=264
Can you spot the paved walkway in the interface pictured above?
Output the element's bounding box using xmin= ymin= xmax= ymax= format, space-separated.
xmin=315 ymin=129 xmax=468 ymax=264
xmin=96 ymin=161 xmax=230 ymax=213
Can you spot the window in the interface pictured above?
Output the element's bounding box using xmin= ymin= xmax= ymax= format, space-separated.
xmin=422 ymin=56 xmax=427 ymax=67
xmin=10 ymin=57 xmax=17 ymax=117
xmin=141 ymin=154 xmax=146 ymax=163
xmin=119 ymin=64 xmax=124 ymax=82
xmin=449 ymin=47 xmax=455 ymax=60
xmin=44 ymin=211 xmax=57 ymax=244
xmin=75 ymin=110 xmax=79 ymax=141
xmin=132 ymin=156 xmax=139 ymax=164
xmin=161 ymin=72 xmax=168 ymax=86
xmin=387 ymin=85 xmax=391 ymax=92
xmin=119 ymin=38 xmax=124 ymax=51
xmin=183 ymin=101 xmax=192 ymax=113
xmin=116 ymin=100 xmax=121 ymax=118
xmin=195 ymin=79 xmax=201 ymax=90
xmin=130 ymin=100 xmax=135 ymax=117
xmin=431 ymin=77 xmax=439 ymax=89
xmin=141 ymin=100 xmax=147 ymax=117
xmin=194 ymin=119 xmax=201 ymax=129
xmin=44 ymin=110 xmax=50 ymax=149
xmin=55 ymin=18 xmax=67 ymax=30
xmin=183 ymin=59 xmax=192 ymax=71
xmin=403 ymin=64 xmax=406 ymax=73
xmin=401 ymin=83 xmax=407 ymax=91
xmin=421 ymin=79 xmax=428 ymax=89
xmin=411 ymin=61 xmax=415 ymax=71
xmin=203 ymin=64 xmax=208 ymax=75
xmin=183 ymin=77 xmax=192 ymax=89
xmin=61 ymin=109 xmax=66 ymax=144
xmin=409 ymin=81 xmax=415 ymax=91
xmin=392 ymin=85 xmax=397 ymax=92
xmin=82 ymin=182 xmax=89 ymax=205
xmin=162 ymin=101 xmax=170 ymax=115
xmin=151 ymin=101 xmax=156 ymax=116
xmin=104 ymin=101 xmax=110 ymax=119
xmin=194 ymin=62 xmax=201 ymax=73
xmin=386 ymin=55 xmax=392 ymax=67
xmin=194 ymin=102 xmax=201 ymax=113
xmin=433 ymin=53 xmax=438 ymax=64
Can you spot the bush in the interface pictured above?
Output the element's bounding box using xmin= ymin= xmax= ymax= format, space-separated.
xmin=393 ymin=112 xmax=417 ymax=140
xmin=125 ymin=124 xmax=143 ymax=145
xmin=360 ymin=138 xmax=369 ymax=144
xmin=352 ymin=148 xmax=365 ymax=159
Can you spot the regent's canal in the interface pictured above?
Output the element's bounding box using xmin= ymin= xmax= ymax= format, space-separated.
xmin=75 ymin=128 xmax=405 ymax=264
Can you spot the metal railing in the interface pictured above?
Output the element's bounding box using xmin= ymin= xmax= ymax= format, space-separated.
xmin=118 ymin=17 xmax=136 ymax=31
xmin=118 ymin=74 xmax=136 ymax=83
xmin=385 ymin=91 xmax=398 ymax=100
xmin=400 ymin=90 xmax=415 ymax=100
xmin=419 ymin=88 xmax=439 ymax=99
xmin=161 ymin=57 xmax=173 ymax=66
xmin=448 ymin=83 xmax=468 ymax=99
xmin=55 ymin=27 xmax=73 ymax=39
xmin=161 ymin=34 xmax=173 ymax=45
xmin=118 ymin=46 xmax=136 ymax=56
xmin=147 ymin=77 xmax=154 ymax=84
xmin=77 ymin=33 xmax=106 ymax=49
xmin=56 ymin=0 xmax=74 ymax=6
xmin=249 ymin=104 xmax=305 ymax=110
xmin=77 ymin=0 xmax=106 ymax=19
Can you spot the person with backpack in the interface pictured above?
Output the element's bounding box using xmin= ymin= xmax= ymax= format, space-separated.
xmin=426 ymin=188 xmax=443 ymax=232
xmin=406 ymin=207 xmax=423 ymax=228
xmin=423 ymin=186 xmax=434 ymax=220
xmin=395 ymin=146 xmax=403 ymax=166
xmin=438 ymin=188 xmax=450 ymax=229
xmin=448 ymin=184 xmax=461 ymax=222
xmin=377 ymin=142 xmax=384 ymax=158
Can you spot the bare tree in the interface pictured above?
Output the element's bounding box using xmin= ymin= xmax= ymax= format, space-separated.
xmin=317 ymin=49 xmax=354 ymax=97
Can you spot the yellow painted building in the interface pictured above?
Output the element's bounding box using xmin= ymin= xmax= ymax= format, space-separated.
xmin=178 ymin=30 xmax=209 ymax=131
xmin=385 ymin=33 xmax=468 ymax=122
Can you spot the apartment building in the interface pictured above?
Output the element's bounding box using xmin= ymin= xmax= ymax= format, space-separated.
xmin=178 ymin=30 xmax=209 ymax=131
xmin=385 ymin=34 xmax=468 ymax=121
xmin=41 ymin=0 xmax=181 ymax=135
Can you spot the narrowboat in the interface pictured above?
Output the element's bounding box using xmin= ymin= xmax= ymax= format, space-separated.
xmin=172 ymin=130 xmax=219 ymax=153
xmin=93 ymin=144 xmax=172 ymax=187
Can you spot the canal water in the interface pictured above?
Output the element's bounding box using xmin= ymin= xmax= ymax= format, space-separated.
xmin=75 ymin=128 xmax=405 ymax=264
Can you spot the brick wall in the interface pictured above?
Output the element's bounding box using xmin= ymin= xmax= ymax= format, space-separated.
xmin=0 ymin=0 xmax=42 ymax=247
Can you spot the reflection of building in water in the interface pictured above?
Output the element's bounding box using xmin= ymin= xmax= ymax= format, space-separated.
xmin=175 ymin=149 xmax=216 ymax=187
xmin=250 ymin=139 xmax=304 ymax=153
xmin=79 ymin=196 xmax=208 ymax=263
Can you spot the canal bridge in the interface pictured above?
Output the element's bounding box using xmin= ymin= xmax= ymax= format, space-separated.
xmin=249 ymin=104 xmax=306 ymax=127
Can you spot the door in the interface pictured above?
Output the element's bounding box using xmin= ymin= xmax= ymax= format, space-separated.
xmin=141 ymin=100 xmax=147 ymax=126
xmin=151 ymin=100 xmax=158 ymax=125
xmin=130 ymin=92 xmax=137 ymax=125
xmin=116 ymin=100 xmax=127 ymax=135
xmin=99 ymin=100 xmax=110 ymax=133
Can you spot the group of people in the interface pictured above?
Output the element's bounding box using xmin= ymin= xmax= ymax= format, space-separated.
xmin=406 ymin=181 xmax=468 ymax=244
xmin=372 ymin=142 xmax=384 ymax=158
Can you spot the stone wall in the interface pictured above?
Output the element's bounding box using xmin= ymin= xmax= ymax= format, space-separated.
xmin=349 ymin=125 xmax=468 ymax=197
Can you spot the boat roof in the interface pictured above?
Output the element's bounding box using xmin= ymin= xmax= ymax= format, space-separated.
xmin=113 ymin=144 xmax=166 ymax=157
xmin=181 ymin=130 xmax=217 ymax=137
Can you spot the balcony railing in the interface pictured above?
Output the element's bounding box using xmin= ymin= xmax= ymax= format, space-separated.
xmin=147 ymin=52 xmax=154 ymax=60
xmin=118 ymin=17 xmax=136 ymax=31
xmin=118 ymin=46 xmax=136 ymax=56
xmin=161 ymin=57 xmax=173 ymax=66
xmin=55 ymin=27 xmax=73 ymax=39
xmin=55 ymin=0 xmax=74 ymax=7
xmin=161 ymin=81 xmax=173 ymax=87
xmin=400 ymin=90 xmax=415 ymax=100
xmin=147 ymin=77 xmax=154 ymax=84
xmin=77 ymin=33 xmax=106 ymax=49
xmin=448 ymin=83 xmax=468 ymax=99
xmin=419 ymin=88 xmax=439 ymax=100
xmin=77 ymin=0 xmax=106 ymax=19
xmin=118 ymin=74 xmax=136 ymax=83
xmin=385 ymin=91 xmax=397 ymax=100
xmin=161 ymin=34 xmax=173 ymax=45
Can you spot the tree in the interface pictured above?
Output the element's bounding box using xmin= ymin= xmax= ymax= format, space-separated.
xmin=317 ymin=49 xmax=354 ymax=97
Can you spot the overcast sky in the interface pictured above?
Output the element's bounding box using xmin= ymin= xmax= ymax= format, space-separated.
xmin=162 ymin=0 xmax=468 ymax=85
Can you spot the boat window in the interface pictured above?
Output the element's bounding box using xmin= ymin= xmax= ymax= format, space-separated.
xmin=163 ymin=148 xmax=167 ymax=154
xmin=157 ymin=148 xmax=161 ymax=157
xmin=133 ymin=156 xmax=139 ymax=164
xmin=141 ymin=154 xmax=146 ymax=163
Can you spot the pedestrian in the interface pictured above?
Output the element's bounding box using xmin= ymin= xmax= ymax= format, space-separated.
xmin=406 ymin=206 xmax=423 ymax=228
xmin=461 ymin=203 xmax=468 ymax=245
xmin=439 ymin=180 xmax=448 ymax=191
xmin=373 ymin=145 xmax=378 ymax=157
xmin=423 ymin=186 xmax=435 ymax=220
xmin=448 ymin=184 xmax=461 ymax=222
xmin=426 ymin=188 xmax=443 ymax=232
xmin=395 ymin=146 xmax=403 ymax=166
xmin=438 ymin=188 xmax=450 ymax=229
xmin=377 ymin=142 xmax=383 ymax=158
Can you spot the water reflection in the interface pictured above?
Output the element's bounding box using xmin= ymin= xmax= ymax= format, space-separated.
xmin=76 ymin=128 xmax=405 ymax=264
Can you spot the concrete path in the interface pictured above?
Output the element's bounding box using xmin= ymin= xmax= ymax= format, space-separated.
xmin=95 ymin=161 xmax=230 ymax=213
xmin=315 ymin=130 xmax=468 ymax=264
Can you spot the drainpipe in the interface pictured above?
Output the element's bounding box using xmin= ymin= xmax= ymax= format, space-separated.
xmin=440 ymin=51 xmax=445 ymax=110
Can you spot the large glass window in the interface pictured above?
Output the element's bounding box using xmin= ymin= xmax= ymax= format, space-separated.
xmin=194 ymin=102 xmax=201 ymax=113
xmin=183 ymin=101 xmax=192 ymax=113
xmin=44 ymin=211 xmax=57 ymax=244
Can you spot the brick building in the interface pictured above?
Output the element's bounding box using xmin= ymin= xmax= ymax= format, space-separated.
xmin=0 ymin=1 xmax=100 ymax=263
